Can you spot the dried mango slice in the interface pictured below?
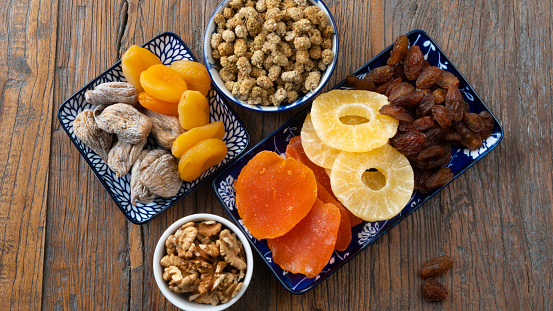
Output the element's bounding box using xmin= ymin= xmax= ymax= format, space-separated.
xmin=301 ymin=113 xmax=341 ymax=169
xmin=316 ymin=182 xmax=351 ymax=251
xmin=267 ymin=199 xmax=340 ymax=278
xmin=285 ymin=135 xmax=332 ymax=196
xmin=235 ymin=151 xmax=317 ymax=240
xmin=310 ymin=90 xmax=399 ymax=152
xmin=330 ymin=144 xmax=414 ymax=221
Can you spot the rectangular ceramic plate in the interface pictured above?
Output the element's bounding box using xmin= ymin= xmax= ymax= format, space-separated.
xmin=58 ymin=32 xmax=250 ymax=224
xmin=212 ymin=29 xmax=503 ymax=294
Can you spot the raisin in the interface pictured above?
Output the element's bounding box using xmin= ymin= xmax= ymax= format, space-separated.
xmin=422 ymin=279 xmax=448 ymax=302
xmin=393 ymin=64 xmax=406 ymax=80
xmin=379 ymin=105 xmax=414 ymax=122
xmin=463 ymin=112 xmax=483 ymax=132
xmin=431 ymin=105 xmax=453 ymax=129
xmin=415 ymin=144 xmax=451 ymax=171
xmin=385 ymin=78 xmax=403 ymax=98
xmin=404 ymin=45 xmax=425 ymax=80
xmin=454 ymin=122 xmax=482 ymax=150
xmin=417 ymin=88 xmax=431 ymax=95
xmin=390 ymin=91 xmax=424 ymax=108
xmin=433 ymin=88 xmax=447 ymax=104
xmin=445 ymin=84 xmax=465 ymax=122
xmin=389 ymin=82 xmax=415 ymax=102
xmin=416 ymin=66 xmax=441 ymax=89
xmin=346 ymin=75 xmax=375 ymax=91
xmin=479 ymin=111 xmax=495 ymax=140
xmin=375 ymin=80 xmax=392 ymax=94
xmin=387 ymin=35 xmax=409 ymax=65
xmin=416 ymin=94 xmax=435 ymax=117
xmin=415 ymin=169 xmax=433 ymax=193
xmin=365 ymin=65 xmax=394 ymax=84
xmin=424 ymin=167 xmax=454 ymax=191
xmin=417 ymin=145 xmax=446 ymax=161
xmin=419 ymin=255 xmax=453 ymax=279
xmin=442 ymin=130 xmax=461 ymax=141
xmin=399 ymin=116 xmax=434 ymax=132
xmin=424 ymin=126 xmax=444 ymax=147
xmin=436 ymin=70 xmax=459 ymax=89
xmin=391 ymin=131 xmax=427 ymax=156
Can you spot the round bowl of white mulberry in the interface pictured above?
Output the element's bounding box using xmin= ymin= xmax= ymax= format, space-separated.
xmin=153 ymin=214 xmax=254 ymax=310
xmin=204 ymin=0 xmax=339 ymax=112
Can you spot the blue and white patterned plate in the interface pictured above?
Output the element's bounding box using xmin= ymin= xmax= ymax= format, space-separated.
xmin=58 ymin=32 xmax=250 ymax=224
xmin=212 ymin=29 xmax=503 ymax=294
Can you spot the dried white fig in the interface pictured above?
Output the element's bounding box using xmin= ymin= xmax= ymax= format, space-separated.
xmin=107 ymin=137 xmax=147 ymax=177
xmin=139 ymin=149 xmax=182 ymax=197
xmin=130 ymin=150 xmax=156 ymax=205
xmin=144 ymin=109 xmax=185 ymax=150
xmin=95 ymin=103 xmax=152 ymax=144
xmin=85 ymin=82 xmax=139 ymax=107
xmin=73 ymin=109 xmax=113 ymax=161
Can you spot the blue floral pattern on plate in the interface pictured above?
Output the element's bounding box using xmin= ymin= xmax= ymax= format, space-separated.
xmin=58 ymin=32 xmax=250 ymax=224
xmin=212 ymin=29 xmax=503 ymax=294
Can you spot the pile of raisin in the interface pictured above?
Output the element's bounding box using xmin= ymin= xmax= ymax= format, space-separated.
xmin=346 ymin=34 xmax=494 ymax=193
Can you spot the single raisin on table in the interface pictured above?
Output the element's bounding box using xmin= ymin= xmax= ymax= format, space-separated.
xmin=391 ymin=131 xmax=427 ymax=156
xmin=422 ymin=278 xmax=448 ymax=302
xmin=416 ymin=66 xmax=441 ymax=89
xmin=399 ymin=116 xmax=434 ymax=132
xmin=387 ymin=35 xmax=409 ymax=65
xmin=404 ymin=45 xmax=426 ymax=80
xmin=431 ymin=105 xmax=453 ymax=129
xmin=479 ymin=111 xmax=495 ymax=139
xmin=366 ymin=65 xmax=395 ymax=84
xmin=416 ymin=94 xmax=436 ymax=118
xmin=346 ymin=75 xmax=375 ymax=91
xmin=391 ymin=91 xmax=425 ymax=108
xmin=423 ymin=167 xmax=454 ymax=191
xmin=379 ymin=104 xmax=414 ymax=122
xmin=419 ymin=255 xmax=454 ymax=279
xmin=463 ymin=112 xmax=484 ymax=132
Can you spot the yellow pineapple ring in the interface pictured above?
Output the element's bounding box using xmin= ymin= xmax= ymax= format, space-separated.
xmin=311 ymin=90 xmax=398 ymax=152
xmin=330 ymin=144 xmax=414 ymax=221
xmin=301 ymin=113 xmax=341 ymax=169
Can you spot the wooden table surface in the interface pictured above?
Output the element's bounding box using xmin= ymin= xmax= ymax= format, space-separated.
xmin=1 ymin=0 xmax=552 ymax=310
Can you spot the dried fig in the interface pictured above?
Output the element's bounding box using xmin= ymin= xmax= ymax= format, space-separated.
xmin=107 ymin=137 xmax=147 ymax=177
xmin=144 ymin=109 xmax=185 ymax=150
xmin=139 ymin=149 xmax=182 ymax=198
xmin=95 ymin=103 xmax=152 ymax=144
xmin=130 ymin=150 xmax=156 ymax=205
xmin=85 ymin=82 xmax=139 ymax=107
xmin=73 ymin=109 xmax=113 ymax=161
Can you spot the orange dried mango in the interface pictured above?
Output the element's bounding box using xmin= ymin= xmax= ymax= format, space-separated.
xmin=178 ymin=90 xmax=210 ymax=130
xmin=140 ymin=64 xmax=187 ymax=103
xmin=316 ymin=182 xmax=351 ymax=251
xmin=267 ymin=199 xmax=340 ymax=278
xmin=170 ymin=60 xmax=212 ymax=97
xmin=137 ymin=92 xmax=179 ymax=116
xmin=177 ymin=138 xmax=227 ymax=182
xmin=172 ymin=121 xmax=225 ymax=158
xmin=235 ymin=151 xmax=317 ymax=240
xmin=121 ymin=45 xmax=162 ymax=93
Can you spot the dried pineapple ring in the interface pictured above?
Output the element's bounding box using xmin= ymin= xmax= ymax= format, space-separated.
xmin=301 ymin=113 xmax=341 ymax=169
xmin=330 ymin=144 xmax=414 ymax=221
xmin=311 ymin=90 xmax=399 ymax=152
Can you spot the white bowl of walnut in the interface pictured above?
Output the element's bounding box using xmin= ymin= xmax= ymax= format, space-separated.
xmin=153 ymin=214 xmax=253 ymax=310
xmin=204 ymin=0 xmax=339 ymax=112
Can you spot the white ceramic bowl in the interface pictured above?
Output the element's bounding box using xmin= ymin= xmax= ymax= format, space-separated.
xmin=203 ymin=0 xmax=339 ymax=112
xmin=153 ymin=214 xmax=254 ymax=310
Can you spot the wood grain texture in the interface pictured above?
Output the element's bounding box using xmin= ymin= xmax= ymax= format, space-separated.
xmin=0 ymin=0 xmax=549 ymax=310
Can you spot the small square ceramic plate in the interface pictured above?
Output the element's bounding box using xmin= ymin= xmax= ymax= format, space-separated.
xmin=212 ymin=29 xmax=503 ymax=294
xmin=58 ymin=32 xmax=250 ymax=224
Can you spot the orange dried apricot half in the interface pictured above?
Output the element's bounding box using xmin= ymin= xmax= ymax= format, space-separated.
xmin=316 ymin=182 xmax=351 ymax=251
xmin=330 ymin=144 xmax=414 ymax=221
xmin=178 ymin=90 xmax=210 ymax=130
xmin=172 ymin=121 xmax=225 ymax=158
xmin=170 ymin=60 xmax=212 ymax=97
xmin=235 ymin=151 xmax=317 ymax=240
xmin=137 ymin=92 xmax=179 ymax=116
xmin=177 ymin=138 xmax=227 ymax=182
xmin=121 ymin=45 xmax=162 ymax=93
xmin=140 ymin=64 xmax=187 ymax=103
xmin=310 ymin=90 xmax=399 ymax=152
xmin=267 ymin=199 xmax=341 ymax=278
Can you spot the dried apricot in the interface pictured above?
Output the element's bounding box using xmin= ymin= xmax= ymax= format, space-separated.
xmin=267 ymin=199 xmax=340 ymax=278
xmin=138 ymin=92 xmax=178 ymax=116
xmin=178 ymin=90 xmax=210 ymax=130
xmin=177 ymin=138 xmax=227 ymax=182
xmin=140 ymin=64 xmax=188 ymax=103
xmin=172 ymin=121 xmax=225 ymax=158
xmin=121 ymin=45 xmax=162 ymax=93
xmin=170 ymin=60 xmax=212 ymax=97
xmin=235 ymin=151 xmax=317 ymax=239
